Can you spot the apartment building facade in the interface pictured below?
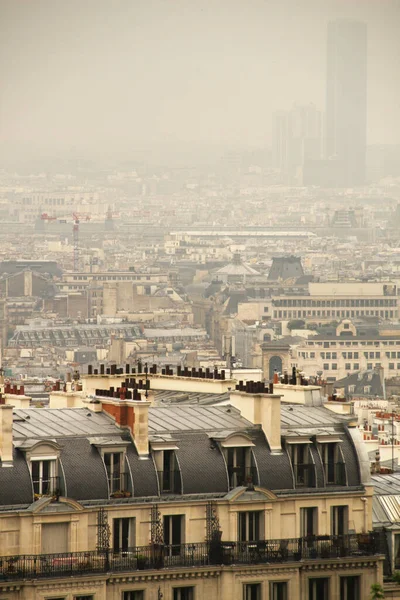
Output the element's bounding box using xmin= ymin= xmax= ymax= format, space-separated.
xmin=294 ymin=320 xmax=400 ymax=381
xmin=0 ymin=371 xmax=386 ymax=600
xmin=271 ymin=282 xmax=398 ymax=323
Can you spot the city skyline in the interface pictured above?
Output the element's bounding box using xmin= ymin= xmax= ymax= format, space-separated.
xmin=0 ymin=0 xmax=399 ymax=165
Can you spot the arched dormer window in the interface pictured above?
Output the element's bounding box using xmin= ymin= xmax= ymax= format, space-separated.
xmin=89 ymin=437 xmax=131 ymax=498
xmin=150 ymin=438 xmax=181 ymax=495
xmin=16 ymin=440 xmax=62 ymax=498
xmin=212 ymin=433 xmax=257 ymax=490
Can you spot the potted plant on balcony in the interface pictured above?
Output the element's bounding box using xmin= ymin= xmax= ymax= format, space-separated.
xmin=293 ymin=539 xmax=302 ymax=561
xmin=151 ymin=542 xmax=164 ymax=569
xmin=208 ymin=530 xmax=223 ymax=564
xmin=77 ymin=556 xmax=94 ymax=571
xmin=110 ymin=490 xmax=131 ymax=499
xmin=136 ymin=554 xmax=149 ymax=570
xmin=370 ymin=583 xmax=385 ymax=599
xmin=320 ymin=542 xmax=332 ymax=559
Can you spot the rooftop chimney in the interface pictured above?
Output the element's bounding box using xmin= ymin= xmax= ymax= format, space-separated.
xmin=102 ymin=398 xmax=150 ymax=457
xmin=229 ymin=390 xmax=282 ymax=453
xmin=0 ymin=405 xmax=13 ymax=466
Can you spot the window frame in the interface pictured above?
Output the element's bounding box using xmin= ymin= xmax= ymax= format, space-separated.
xmin=269 ymin=581 xmax=288 ymax=600
xmin=308 ymin=577 xmax=330 ymax=600
xmin=340 ymin=575 xmax=360 ymax=600
xmin=102 ymin=450 xmax=126 ymax=494
xmin=113 ymin=517 xmax=136 ymax=553
xmin=172 ymin=586 xmax=195 ymax=600
xmin=331 ymin=505 xmax=349 ymax=536
xmin=300 ymin=506 xmax=318 ymax=538
xmin=30 ymin=458 xmax=57 ymax=495
xmin=243 ymin=582 xmax=262 ymax=600
xmin=238 ymin=510 xmax=264 ymax=542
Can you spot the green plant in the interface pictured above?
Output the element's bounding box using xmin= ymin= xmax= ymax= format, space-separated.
xmin=287 ymin=319 xmax=305 ymax=331
xmin=370 ymin=583 xmax=385 ymax=599
xmin=392 ymin=571 xmax=400 ymax=583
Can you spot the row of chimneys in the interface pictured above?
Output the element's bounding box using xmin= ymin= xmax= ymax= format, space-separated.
xmin=87 ymin=363 xmax=227 ymax=380
xmin=2 ymin=384 xmax=25 ymax=396
xmin=235 ymin=380 xmax=274 ymax=394
xmin=95 ymin=387 xmax=143 ymax=401
xmin=273 ymin=367 xmax=310 ymax=387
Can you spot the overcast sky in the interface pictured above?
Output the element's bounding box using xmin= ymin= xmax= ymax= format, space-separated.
xmin=0 ymin=0 xmax=399 ymax=164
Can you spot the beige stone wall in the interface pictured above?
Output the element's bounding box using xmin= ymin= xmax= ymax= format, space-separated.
xmin=0 ymin=560 xmax=385 ymax=600
xmin=0 ymin=490 xmax=373 ymax=557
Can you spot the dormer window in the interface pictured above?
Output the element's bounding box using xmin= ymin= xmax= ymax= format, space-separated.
xmin=161 ymin=450 xmax=181 ymax=493
xmin=89 ymin=438 xmax=130 ymax=498
xmin=17 ymin=440 xmax=62 ymax=498
xmin=226 ymin=447 xmax=255 ymax=489
xmin=104 ymin=452 xmax=125 ymax=494
xmin=151 ymin=439 xmax=181 ymax=495
xmin=318 ymin=439 xmax=346 ymax=486
xmin=216 ymin=434 xmax=257 ymax=489
xmin=31 ymin=458 xmax=57 ymax=496
xmin=287 ymin=442 xmax=315 ymax=488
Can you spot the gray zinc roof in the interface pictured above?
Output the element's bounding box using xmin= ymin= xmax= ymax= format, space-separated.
xmin=281 ymin=405 xmax=350 ymax=428
xmin=12 ymin=408 xmax=119 ymax=439
xmin=148 ymin=405 xmax=253 ymax=434
xmin=372 ymin=472 xmax=400 ymax=495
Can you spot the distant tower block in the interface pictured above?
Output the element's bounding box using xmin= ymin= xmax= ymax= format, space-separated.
xmin=267 ymin=256 xmax=304 ymax=282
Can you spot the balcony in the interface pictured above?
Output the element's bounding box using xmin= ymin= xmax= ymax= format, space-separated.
xmin=157 ymin=469 xmax=182 ymax=494
xmin=33 ymin=477 xmax=61 ymax=498
xmin=294 ymin=464 xmax=316 ymax=488
xmin=0 ymin=533 xmax=382 ymax=581
xmin=228 ymin=467 xmax=258 ymax=490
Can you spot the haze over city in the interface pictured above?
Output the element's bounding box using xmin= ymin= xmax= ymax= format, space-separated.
xmin=1 ymin=0 xmax=399 ymax=165
xmin=1 ymin=3 xmax=400 ymax=600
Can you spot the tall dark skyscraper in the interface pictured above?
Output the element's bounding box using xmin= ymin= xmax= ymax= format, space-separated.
xmin=326 ymin=20 xmax=367 ymax=186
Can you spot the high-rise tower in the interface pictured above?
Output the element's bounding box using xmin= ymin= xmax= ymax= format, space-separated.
xmin=326 ymin=20 xmax=367 ymax=186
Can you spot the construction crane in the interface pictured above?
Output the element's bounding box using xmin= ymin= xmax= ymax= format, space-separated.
xmin=72 ymin=213 xmax=91 ymax=271
xmin=41 ymin=212 xmax=91 ymax=270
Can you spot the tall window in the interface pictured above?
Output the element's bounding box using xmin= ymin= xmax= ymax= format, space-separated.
xmin=113 ymin=518 xmax=135 ymax=552
xmin=173 ymin=587 xmax=194 ymax=600
xmin=331 ymin=506 xmax=349 ymax=536
xmin=300 ymin=507 xmax=318 ymax=538
xmin=238 ymin=511 xmax=263 ymax=542
xmin=244 ymin=583 xmax=261 ymax=600
xmin=340 ymin=576 xmax=360 ymax=600
xmin=321 ymin=443 xmax=345 ymax=485
xmin=309 ymin=578 xmax=329 ymax=600
xmin=104 ymin=452 xmax=123 ymax=493
xmin=164 ymin=515 xmax=184 ymax=556
xmin=289 ymin=444 xmax=315 ymax=487
xmin=160 ymin=450 xmax=181 ymax=494
xmin=270 ymin=581 xmax=288 ymax=600
xmin=227 ymin=447 xmax=255 ymax=489
xmin=31 ymin=459 xmax=56 ymax=495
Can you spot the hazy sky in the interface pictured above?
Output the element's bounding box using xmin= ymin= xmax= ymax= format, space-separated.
xmin=0 ymin=0 xmax=399 ymax=163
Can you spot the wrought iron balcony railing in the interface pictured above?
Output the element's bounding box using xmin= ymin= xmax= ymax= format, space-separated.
xmin=0 ymin=533 xmax=382 ymax=581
